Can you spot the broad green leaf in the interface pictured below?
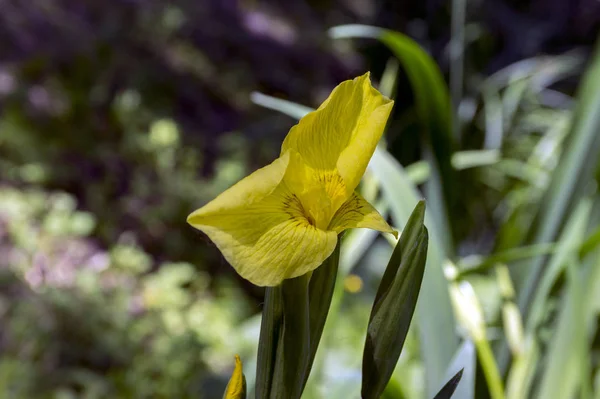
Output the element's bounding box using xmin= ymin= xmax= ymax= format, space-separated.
xmin=362 ymin=203 xmax=429 ymax=399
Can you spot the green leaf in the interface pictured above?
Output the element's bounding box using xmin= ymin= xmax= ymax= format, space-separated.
xmin=254 ymin=242 xmax=341 ymax=398
xmin=255 ymin=286 xmax=283 ymax=399
xmin=433 ymin=369 xmax=464 ymax=399
xmin=579 ymin=223 xmax=600 ymax=258
xmin=270 ymin=274 xmax=311 ymax=399
xmin=362 ymin=203 xmax=429 ymax=399
xmin=250 ymin=92 xmax=312 ymax=120
xmin=526 ymin=197 xmax=592 ymax=333
xmin=369 ymin=148 xmax=458 ymax=393
xmin=505 ymin=339 xmax=539 ymax=399
xmin=458 ymin=243 xmax=556 ymax=275
xmin=372 ymin=201 xmax=425 ymax=308
xmin=516 ymin=36 xmax=600 ymax=317
xmin=536 ymin=256 xmax=585 ymax=399
xmin=451 ymin=150 xmax=501 ymax=170
xmin=537 ymin=217 xmax=600 ymax=399
xmin=302 ymin=240 xmax=341 ymax=389
xmin=440 ymin=340 xmax=475 ymax=399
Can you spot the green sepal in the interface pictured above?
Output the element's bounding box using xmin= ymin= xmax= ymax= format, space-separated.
xmin=361 ymin=201 xmax=429 ymax=399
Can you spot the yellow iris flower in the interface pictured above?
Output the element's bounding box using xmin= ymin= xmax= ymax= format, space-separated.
xmin=188 ymin=73 xmax=397 ymax=286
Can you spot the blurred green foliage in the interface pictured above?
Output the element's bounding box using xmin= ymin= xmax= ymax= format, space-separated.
xmin=0 ymin=187 xmax=255 ymax=398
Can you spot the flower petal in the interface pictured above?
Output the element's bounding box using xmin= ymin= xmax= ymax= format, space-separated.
xmin=188 ymin=151 xmax=290 ymax=218
xmin=223 ymin=355 xmax=246 ymax=399
xmin=281 ymin=73 xmax=394 ymax=194
xmin=187 ymin=153 xmax=338 ymax=286
xmin=329 ymin=192 xmax=397 ymax=237
xmin=282 ymin=149 xmax=348 ymax=230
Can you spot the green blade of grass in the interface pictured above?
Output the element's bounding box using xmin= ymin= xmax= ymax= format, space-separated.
xmin=458 ymin=243 xmax=556 ymax=275
xmin=536 ymin=255 xmax=585 ymax=399
xmin=526 ymin=197 xmax=592 ymax=333
xmin=451 ymin=150 xmax=501 ymax=170
xmin=516 ymin=36 xmax=600 ymax=317
xmin=250 ymin=92 xmax=312 ymax=120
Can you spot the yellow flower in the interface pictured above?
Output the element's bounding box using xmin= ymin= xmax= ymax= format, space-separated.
xmin=223 ymin=355 xmax=246 ymax=399
xmin=188 ymin=73 xmax=397 ymax=286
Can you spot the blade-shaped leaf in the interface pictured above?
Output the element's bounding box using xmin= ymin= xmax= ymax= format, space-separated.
xmin=270 ymin=274 xmax=311 ymax=399
xmin=536 ymin=256 xmax=585 ymax=399
xmin=516 ymin=36 xmax=600 ymax=318
xmin=362 ymin=203 xmax=429 ymax=399
xmin=439 ymin=340 xmax=476 ymax=399
xmin=526 ymin=197 xmax=592 ymax=332
xmin=372 ymin=200 xmax=425 ymax=311
xmin=433 ymin=369 xmax=465 ymax=399
xmin=302 ymin=240 xmax=341 ymax=389
xmin=255 ymin=286 xmax=283 ymax=399
xmin=369 ymin=148 xmax=458 ymax=393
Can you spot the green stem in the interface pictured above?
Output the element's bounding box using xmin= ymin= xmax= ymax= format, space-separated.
xmin=475 ymin=338 xmax=505 ymax=399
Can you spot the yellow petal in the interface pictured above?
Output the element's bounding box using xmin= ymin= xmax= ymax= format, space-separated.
xmin=329 ymin=192 xmax=397 ymax=237
xmin=187 ymin=152 xmax=337 ymax=286
xmin=223 ymin=355 xmax=246 ymax=399
xmin=281 ymin=72 xmax=394 ymax=195
xmin=189 ymin=151 xmax=291 ymax=217
xmin=282 ymin=150 xmax=348 ymax=230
